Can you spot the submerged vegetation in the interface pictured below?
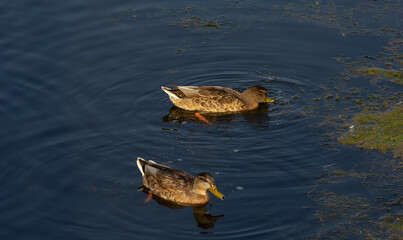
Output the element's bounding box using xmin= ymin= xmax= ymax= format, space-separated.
xmin=309 ymin=156 xmax=403 ymax=239
xmin=339 ymin=105 xmax=403 ymax=157
xmin=351 ymin=68 xmax=403 ymax=86
xmin=334 ymin=57 xmax=403 ymax=159
xmin=286 ymin=1 xmax=403 ymax=239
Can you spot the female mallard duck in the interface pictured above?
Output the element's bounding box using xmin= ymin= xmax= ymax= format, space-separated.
xmin=161 ymin=85 xmax=274 ymax=113
xmin=137 ymin=157 xmax=224 ymax=205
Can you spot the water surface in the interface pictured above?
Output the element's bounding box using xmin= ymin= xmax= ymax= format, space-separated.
xmin=1 ymin=1 xmax=400 ymax=239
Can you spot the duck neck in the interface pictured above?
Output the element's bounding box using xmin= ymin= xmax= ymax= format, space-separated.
xmin=241 ymin=97 xmax=258 ymax=109
xmin=192 ymin=180 xmax=209 ymax=198
xmin=191 ymin=186 xmax=210 ymax=203
xmin=245 ymin=101 xmax=258 ymax=109
xmin=192 ymin=184 xmax=206 ymax=195
xmin=240 ymin=92 xmax=258 ymax=109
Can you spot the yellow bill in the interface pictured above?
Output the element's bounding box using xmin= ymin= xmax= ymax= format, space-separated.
xmin=266 ymin=97 xmax=275 ymax=103
xmin=208 ymin=185 xmax=225 ymax=200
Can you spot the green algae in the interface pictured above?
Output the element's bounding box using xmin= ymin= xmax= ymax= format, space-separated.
xmin=280 ymin=1 xmax=403 ymax=239
xmin=202 ymin=20 xmax=219 ymax=28
xmin=352 ymin=68 xmax=403 ymax=85
xmin=338 ymin=106 xmax=403 ymax=157
xmin=379 ymin=214 xmax=403 ymax=239
xmin=309 ymin=156 xmax=402 ymax=240
xmin=308 ymin=190 xmax=378 ymax=239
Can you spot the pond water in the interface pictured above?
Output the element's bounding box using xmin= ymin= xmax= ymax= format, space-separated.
xmin=1 ymin=1 xmax=401 ymax=239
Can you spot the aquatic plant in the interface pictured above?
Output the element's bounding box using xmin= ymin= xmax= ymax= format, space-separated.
xmin=352 ymin=68 xmax=403 ymax=86
xmin=338 ymin=105 xmax=403 ymax=157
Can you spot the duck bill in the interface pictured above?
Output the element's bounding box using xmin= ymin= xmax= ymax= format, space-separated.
xmin=208 ymin=185 xmax=225 ymax=200
xmin=265 ymin=97 xmax=275 ymax=103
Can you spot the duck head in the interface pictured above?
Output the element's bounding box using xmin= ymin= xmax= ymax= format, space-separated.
xmin=194 ymin=172 xmax=225 ymax=200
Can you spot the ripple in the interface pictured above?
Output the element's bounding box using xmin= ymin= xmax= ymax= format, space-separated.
xmin=0 ymin=1 xmax=385 ymax=239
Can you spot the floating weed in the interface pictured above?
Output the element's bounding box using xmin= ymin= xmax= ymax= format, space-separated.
xmin=309 ymin=157 xmax=403 ymax=240
xmin=379 ymin=214 xmax=403 ymax=239
xmin=352 ymin=68 xmax=403 ymax=85
xmin=286 ymin=1 xmax=403 ymax=239
xmin=292 ymin=95 xmax=301 ymax=99
xmin=175 ymin=14 xmax=231 ymax=32
xmin=309 ymin=190 xmax=379 ymax=239
xmin=316 ymin=168 xmax=377 ymax=184
xmin=202 ymin=20 xmax=219 ymax=28
xmin=338 ymin=105 xmax=403 ymax=158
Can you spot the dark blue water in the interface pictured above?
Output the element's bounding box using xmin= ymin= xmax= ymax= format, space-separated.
xmin=1 ymin=1 xmax=399 ymax=239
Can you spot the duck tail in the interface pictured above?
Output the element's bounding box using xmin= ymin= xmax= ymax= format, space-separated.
xmin=161 ymin=86 xmax=180 ymax=100
xmin=137 ymin=157 xmax=146 ymax=176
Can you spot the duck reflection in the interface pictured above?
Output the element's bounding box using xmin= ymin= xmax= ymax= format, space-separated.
xmin=162 ymin=104 xmax=269 ymax=126
xmin=138 ymin=186 xmax=224 ymax=229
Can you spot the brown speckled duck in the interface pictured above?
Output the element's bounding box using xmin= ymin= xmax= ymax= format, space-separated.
xmin=161 ymin=85 xmax=274 ymax=113
xmin=137 ymin=157 xmax=224 ymax=205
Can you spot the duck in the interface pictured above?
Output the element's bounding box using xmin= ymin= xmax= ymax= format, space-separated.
xmin=137 ymin=157 xmax=224 ymax=206
xmin=161 ymin=85 xmax=274 ymax=113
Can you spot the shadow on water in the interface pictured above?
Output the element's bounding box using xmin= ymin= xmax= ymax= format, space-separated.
xmin=138 ymin=186 xmax=224 ymax=230
xmin=162 ymin=104 xmax=270 ymax=126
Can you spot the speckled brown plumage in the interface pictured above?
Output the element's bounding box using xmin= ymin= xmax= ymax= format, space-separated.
xmin=161 ymin=85 xmax=272 ymax=113
xmin=137 ymin=157 xmax=224 ymax=205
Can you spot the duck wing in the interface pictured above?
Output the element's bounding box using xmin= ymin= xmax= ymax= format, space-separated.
xmin=177 ymin=86 xmax=238 ymax=98
xmin=138 ymin=157 xmax=194 ymax=189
